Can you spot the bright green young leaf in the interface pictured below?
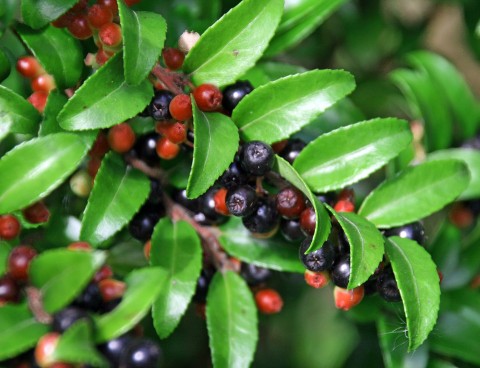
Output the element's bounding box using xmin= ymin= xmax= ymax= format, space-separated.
xmin=273 ymin=155 xmax=331 ymax=253
xmin=207 ymin=271 xmax=258 ymax=368
xmin=38 ymin=90 xmax=68 ymax=136
xmin=259 ymin=61 xmax=307 ymax=81
xmin=58 ymin=53 xmax=154 ymax=131
xmin=17 ymin=24 xmax=83 ymax=88
xmin=358 ymin=160 xmax=470 ymax=228
xmin=118 ymin=0 xmax=167 ymax=85
xmin=95 ymin=267 xmax=167 ymax=343
xmin=29 ymin=249 xmax=106 ymax=313
xmin=385 ymin=237 xmax=440 ymax=351
xmin=151 ymin=218 xmax=202 ymax=339
xmin=233 ymin=70 xmax=355 ymax=144
xmin=80 ymin=152 xmax=150 ymax=247
xmin=187 ymin=99 xmax=239 ymax=199
xmin=21 ymin=0 xmax=78 ymax=29
xmin=183 ymin=0 xmax=283 ymax=87
xmin=327 ymin=207 xmax=384 ymax=288
xmin=265 ymin=0 xmax=347 ymax=57
xmin=0 ymin=303 xmax=49 ymax=361
xmin=0 ymin=133 xmax=89 ymax=214
xmin=0 ymin=85 xmax=41 ymax=135
xmin=219 ymin=217 xmax=304 ymax=273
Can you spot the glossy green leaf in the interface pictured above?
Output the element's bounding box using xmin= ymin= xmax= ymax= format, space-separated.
xmin=259 ymin=61 xmax=307 ymax=81
xmin=187 ymin=99 xmax=239 ymax=199
xmin=29 ymin=249 xmax=106 ymax=313
xmin=273 ymin=155 xmax=331 ymax=253
xmin=219 ymin=217 xmax=304 ymax=273
xmin=38 ymin=90 xmax=68 ymax=136
xmin=0 ymin=0 xmax=18 ymax=37
xmin=207 ymin=271 xmax=258 ymax=368
xmin=0 ymin=85 xmax=41 ymax=135
xmin=151 ymin=218 xmax=202 ymax=339
xmin=358 ymin=160 xmax=470 ymax=228
xmin=80 ymin=152 xmax=150 ymax=246
xmin=0 ymin=48 xmax=11 ymax=82
xmin=0 ymin=303 xmax=49 ymax=361
xmin=95 ymin=267 xmax=167 ymax=343
xmin=0 ymin=241 xmax=11 ymax=275
xmin=294 ymin=118 xmax=412 ymax=192
xmin=265 ymin=0 xmax=347 ymax=56
xmin=21 ymin=0 xmax=78 ymax=29
xmin=233 ymin=70 xmax=355 ymax=144
xmin=0 ymin=113 xmax=12 ymax=143
xmin=17 ymin=24 xmax=83 ymax=88
xmin=118 ymin=1 xmax=167 ymax=85
xmin=183 ymin=0 xmax=283 ymax=87
xmin=107 ymin=240 xmax=148 ymax=277
xmin=327 ymin=207 xmax=384 ymax=288
xmin=0 ymin=133 xmax=89 ymax=214
xmin=385 ymin=237 xmax=440 ymax=351
xmin=58 ymin=53 xmax=154 ymax=131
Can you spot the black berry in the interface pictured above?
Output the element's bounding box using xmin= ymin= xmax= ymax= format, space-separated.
xmin=220 ymin=161 xmax=249 ymax=189
xmin=226 ymin=185 xmax=257 ymax=217
xmin=148 ymin=179 xmax=163 ymax=204
xmin=377 ymin=267 xmax=401 ymax=302
xmin=52 ymin=306 xmax=93 ymax=333
xmin=72 ymin=283 xmax=103 ymax=312
xmin=148 ymin=90 xmax=174 ymax=120
xmin=193 ymin=268 xmax=215 ymax=303
xmin=100 ymin=334 xmax=133 ymax=367
xmin=280 ymin=139 xmax=306 ymax=164
xmin=242 ymin=197 xmax=280 ymax=235
xmin=299 ymin=238 xmax=335 ymax=272
xmin=119 ymin=338 xmax=162 ymax=368
xmin=331 ymin=255 xmax=351 ymax=288
xmin=222 ymin=80 xmax=254 ymax=112
xmin=384 ymin=222 xmax=426 ymax=246
xmin=241 ymin=141 xmax=274 ymax=176
xmin=129 ymin=203 xmax=163 ymax=241
xmin=0 ymin=275 xmax=20 ymax=304
xmin=280 ymin=218 xmax=304 ymax=242
xmin=132 ymin=132 xmax=160 ymax=166
xmin=172 ymin=188 xmax=200 ymax=213
xmin=240 ymin=263 xmax=271 ymax=286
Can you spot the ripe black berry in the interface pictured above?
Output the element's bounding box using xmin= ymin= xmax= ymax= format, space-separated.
xmin=129 ymin=203 xmax=163 ymax=241
xmin=241 ymin=141 xmax=274 ymax=176
xmin=119 ymin=338 xmax=162 ymax=368
xmin=299 ymin=238 xmax=335 ymax=272
xmin=193 ymin=268 xmax=215 ymax=303
xmin=148 ymin=90 xmax=174 ymax=121
xmin=276 ymin=186 xmax=306 ymax=219
xmin=100 ymin=334 xmax=133 ymax=367
xmin=220 ymin=161 xmax=249 ymax=189
xmin=222 ymin=80 xmax=254 ymax=112
xmin=280 ymin=218 xmax=304 ymax=242
xmin=280 ymin=138 xmax=306 ymax=164
xmin=148 ymin=179 xmax=163 ymax=205
xmin=52 ymin=307 xmax=93 ymax=333
xmin=240 ymin=263 xmax=271 ymax=286
xmin=72 ymin=283 xmax=103 ymax=312
xmin=331 ymin=255 xmax=351 ymax=288
xmin=226 ymin=185 xmax=257 ymax=217
xmin=242 ymin=197 xmax=280 ymax=235
xmin=384 ymin=222 xmax=426 ymax=246
xmin=377 ymin=267 xmax=401 ymax=302
xmin=172 ymin=188 xmax=200 ymax=213
xmin=132 ymin=132 xmax=160 ymax=166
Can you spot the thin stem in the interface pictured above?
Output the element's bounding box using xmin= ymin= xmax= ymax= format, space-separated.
xmin=26 ymin=287 xmax=52 ymax=324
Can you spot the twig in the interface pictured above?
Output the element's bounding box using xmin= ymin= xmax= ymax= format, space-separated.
xmin=150 ymin=64 xmax=192 ymax=95
xmin=26 ymin=287 xmax=52 ymax=324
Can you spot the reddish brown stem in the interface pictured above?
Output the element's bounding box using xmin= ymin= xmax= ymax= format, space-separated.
xmin=151 ymin=64 xmax=191 ymax=95
xmin=26 ymin=287 xmax=52 ymax=324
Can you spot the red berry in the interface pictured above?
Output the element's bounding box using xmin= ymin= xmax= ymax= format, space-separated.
xmin=89 ymin=132 xmax=110 ymax=158
xmin=304 ymin=270 xmax=330 ymax=289
xmin=333 ymin=285 xmax=364 ymax=311
xmin=35 ymin=332 xmax=60 ymax=368
xmin=333 ymin=199 xmax=355 ymax=213
xmin=0 ymin=214 xmax=21 ymax=240
xmin=156 ymin=137 xmax=180 ymax=160
xmin=299 ymin=207 xmax=316 ymax=236
xmin=0 ymin=275 xmax=20 ymax=305
xmin=67 ymin=14 xmax=93 ymax=40
xmin=193 ymin=84 xmax=222 ymax=112
xmin=99 ymin=278 xmax=126 ymax=302
xmin=95 ymin=48 xmax=112 ymax=66
xmin=255 ymin=289 xmax=283 ymax=314
xmin=108 ymin=123 xmax=136 ymax=153
xmin=22 ymin=201 xmax=50 ymax=224
xmin=16 ymin=56 xmax=44 ymax=79
xmin=8 ymin=245 xmax=37 ymax=283
xmin=51 ymin=12 xmax=74 ymax=28
xmin=94 ymin=264 xmax=114 ymax=283
xmin=449 ymin=203 xmax=474 ymax=228
xmin=276 ymin=187 xmax=306 ymax=219
xmin=144 ymin=240 xmax=151 ymax=260
xmin=164 ymin=122 xmax=187 ymax=144
xmin=87 ymin=157 xmax=102 ymax=179
xmin=169 ymin=94 xmax=192 ymax=121
xmin=125 ymin=0 xmax=142 ymax=6
xmin=99 ymin=22 xmax=122 ymax=47
xmin=97 ymin=0 xmax=118 ymax=15
xmin=337 ymin=188 xmax=354 ymax=202
xmin=67 ymin=241 xmax=92 ymax=251
xmin=27 ymin=91 xmax=48 ymax=113
xmin=162 ymin=47 xmax=185 ymax=70
xmin=70 ymin=0 xmax=88 ymax=13
xmin=31 ymin=74 xmax=56 ymax=93
xmin=87 ymin=4 xmax=113 ymax=29
xmin=213 ymin=188 xmax=230 ymax=216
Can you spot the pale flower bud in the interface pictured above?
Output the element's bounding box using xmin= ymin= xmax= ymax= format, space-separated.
xmin=178 ymin=31 xmax=200 ymax=54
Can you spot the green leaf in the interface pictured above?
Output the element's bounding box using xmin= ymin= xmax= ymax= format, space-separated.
xmin=0 ymin=0 xmax=18 ymax=37
xmin=183 ymin=0 xmax=283 ymax=87
xmin=384 ymin=237 xmax=440 ymax=351
xmin=326 ymin=207 xmax=384 ymax=288
xmin=273 ymin=155 xmax=331 ymax=253
xmin=54 ymin=321 xmax=108 ymax=367
xmin=58 ymin=53 xmax=154 ymax=131
xmin=17 ymin=24 xmax=83 ymax=88
xmin=0 ymin=85 xmax=41 ymax=135
xmin=0 ymin=303 xmax=49 ymax=361
xmin=206 ymin=271 xmax=258 ymax=368
xmin=118 ymin=1 xmax=167 ymax=85
xmin=106 ymin=240 xmax=148 ymax=277
xmin=80 ymin=152 xmax=150 ymax=247
xmin=150 ymin=218 xmax=202 ymax=339
xmin=0 ymin=47 xmax=11 ymax=82
xmin=38 ymin=90 xmax=69 ymax=136
xmin=29 ymin=249 xmax=106 ymax=313
xmin=95 ymin=267 xmax=167 ymax=343
xmin=265 ymin=0 xmax=347 ymax=57
xmin=219 ymin=217 xmax=304 ymax=273
xmin=358 ymin=160 xmax=470 ymax=228
xmin=0 ymin=241 xmax=11 ymax=275
xmin=294 ymin=118 xmax=412 ymax=192
xmin=233 ymin=70 xmax=355 ymax=144
xmin=0 ymin=133 xmax=89 ymax=214
xmin=21 ymin=0 xmax=78 ymax=29
xmin=187 ymin=99 xmax=239 ymax=199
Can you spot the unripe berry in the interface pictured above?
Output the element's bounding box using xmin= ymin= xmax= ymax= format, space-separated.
xmin=304 ymin=270 xmax=330 ymax=289
xmin=16 ymin=56 xmax=44 ymax=79
xmin=108 ymin=123 xmax=136 ymax=153
xmin=34 ymin=332 xmax=60 ymax=368
xmin=255 ymin=289 xmax=283 ymax=314
xmin=333 ymin=199 xmax=355 ymax=213
xmin=193 ymin=84 xmax=222 ymax=112
xmin=334 ymin=286 xmax=364 ymax=311
xmin=156 ymin=137 xmax=180 ymax=160
xmin=178 ymin=31 xmax=200 ymax=53
xmin=99 ymin=22 xmax=123 ymax=48
xmin=144 ymin=240 xmax=151 ymax=260
xmin=94 ymin=264 xmax=114 ymax=283
xmin=28 ymin=91 xmax=48 ymax=113
xmin=169 ymin=94 xmax=192 ymax=121
xmin=0 ymin=214 xmax=21 ymax=240
xmin=70 ymin=169 xmax=93 ymax=197
xmin=162 ymin=47 xmax=185 ymax=70
xmin=89 ymin=132 xmax=110 ymax=158
xmin=125 ymin=0 xmax=142 ymax=6
xmin=0 ymin=275 xmax=20 ymax=304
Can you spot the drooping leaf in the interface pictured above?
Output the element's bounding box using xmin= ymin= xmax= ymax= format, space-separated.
xmin=0 ymin=85 xmax=41 ymax=135
xmin=118 ymin=1 xmax=167 ymax=85
xmin=0 ymin=133 xmax=89 ymax=214
xmin=17 ymin=24 xmax=83 ymax=88
xmin=187 ymin=99 xmax=239 ymax=199
xmin=80 ymin=152 xmax=150 ymax=247
xmin=29 ymin=249 xmax=106 ymax=313
xmin=273 ymin=155 xmax=331 ymax=253
xmin=206 ymin=271 xmax=258 ymax=368
xmin=384 ymin=237 xmax=441 ymax=351
xmin=151 ymin=218 xmax=202 ymax=339
xmin=0 ymin=303 xmax=49 ymax=361
xmin=326 ymin=207 xmax=384 ymax=288
xmin=219 ymin=217 xmax=304 ymax=273
xmin=21 ymin=0 xmax=78 ymax=29
xmin=233 ymin=70 xmax=355 ymax=144
xmin=58 ymin=53 xmax=153 ymax=131
xmin=358 ymin=160 xmax=470 ymax=228
xmin=38 ymin=90 xmax=68 ymax=136
xmin=95 ymin=267 xmax=167 ymax=343
xmin=294 ymin=118 xmax=412 ymax=192
xmin=183 ymin=0 xmax=283 ymax=87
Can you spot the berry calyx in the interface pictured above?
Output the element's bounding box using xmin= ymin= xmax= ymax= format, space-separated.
xmin=99 ymin=22 xmax=123 ymax=47
xmin=334 ymin=286 xmax=364 ymax=311
xmin=222 ymin=80 xmax=254 ymax=112
xmin=162 ymin=47 xmax=185 ymax=70
xmin=304 ymin=270 xmax=330 ymax=288
xmin=299 ymin=238 xmax=335 ymax=272
xmin=331 ymin=255 xmax=351 ymax=288
xmin=241 ymin=141 xmax=274 ymax=176
xmin=299 ymin=207 xmax=316 ymax=236
xmin=0 ymin=214 xmax=21 ymax=240
xmin=16 ymin=56 xmax=44 ymax=79
xmin=226 ymin=185 xmax=257 ymax=217
xmin=87 ymin=4 xmax=113 ymax=29
xmin=169 ymin=94 xmax=192 ymax=121
xmin=193 ymin=84 xmax=222 ymax=112
xmin=22 ymin=201 xmax=50 ymax=224
xmin=108 ymin=123 xmax=136 ymax=153
xmin=255 ymin=289 xmax=283 ymax=314
xmin=276 ymin=186 xmax=306 ymax=219
xmin=213 ymin=187 xmax=230 ymax=216
xmin=149 ymin=90 xmax=175 ymax=121
xmin=156 ymin=137 xmax=180 ymax=160
xmin=8 ymin=245 xmax=37 ymax=283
